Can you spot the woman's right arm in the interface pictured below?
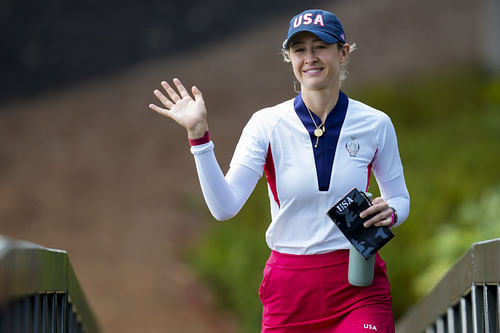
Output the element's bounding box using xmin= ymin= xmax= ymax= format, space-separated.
xmin=191 ymin=141 xmax=260 ymax=220
xmin=149 ymin=79 xmax=260 ymax=220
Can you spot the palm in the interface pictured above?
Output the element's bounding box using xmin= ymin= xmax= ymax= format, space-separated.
xmin=167 ymin=92 xmax=206 ymax=129
xmin=149 ymin=78 xmax=208 ymax=134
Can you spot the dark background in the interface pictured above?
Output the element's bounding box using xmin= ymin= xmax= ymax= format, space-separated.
xmin=0 ymin=0 xmax=318 ymax=103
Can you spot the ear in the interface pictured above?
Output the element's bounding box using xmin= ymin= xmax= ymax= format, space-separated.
xmin=339 ymin=43 xmax=350 ymax=64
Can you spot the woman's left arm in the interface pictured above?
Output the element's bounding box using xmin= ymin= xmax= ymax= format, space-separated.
xmin=360 ymin=116 xmax=410 ymax=228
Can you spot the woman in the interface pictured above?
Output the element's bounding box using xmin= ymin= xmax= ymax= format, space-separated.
xmin=149 ymin=9 xmax=409 ymax=333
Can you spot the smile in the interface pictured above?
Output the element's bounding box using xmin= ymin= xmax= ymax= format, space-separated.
xmin=303 ymin=68 xmax=323 ymax=74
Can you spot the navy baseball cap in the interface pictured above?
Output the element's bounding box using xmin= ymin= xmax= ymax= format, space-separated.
xmin=283 ymin=9 xmax=346 ymax=49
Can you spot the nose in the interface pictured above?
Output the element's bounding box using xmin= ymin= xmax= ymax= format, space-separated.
xmin=304 ymin=49 xmax=318 ymax=64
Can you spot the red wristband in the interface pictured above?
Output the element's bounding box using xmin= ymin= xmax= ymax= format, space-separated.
xmin=188 ymin=131 xmax=210 ymax=146
xmin=389 ymin=211 xmax=395 ymax=228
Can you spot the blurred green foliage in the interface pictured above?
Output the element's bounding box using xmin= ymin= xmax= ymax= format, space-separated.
xmin=357 ymin=69 xmax=500 ymax=317
xmin=186 ymin=181 xmax=270 ymax=333
xmin=185 ymin=69 xmax=500 ymax=332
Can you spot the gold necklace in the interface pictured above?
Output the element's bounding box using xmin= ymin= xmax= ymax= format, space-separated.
xmin=306 ymin=107 xmax=326 ymax=148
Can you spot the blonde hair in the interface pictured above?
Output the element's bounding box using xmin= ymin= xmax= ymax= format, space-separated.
xmin=282 ymin=42 xmax=357 ymax=83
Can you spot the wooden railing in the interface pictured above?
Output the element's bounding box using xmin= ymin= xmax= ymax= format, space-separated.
xmin=396 ymin=238 xmax=500 ymax=333
xmin=0 ymin=236 xmax=100 ymax=332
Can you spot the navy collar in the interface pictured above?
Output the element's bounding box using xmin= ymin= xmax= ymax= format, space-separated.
xmin=293 ymin=91 xmax=348 ymax=130
xmin=293 ymin=91 xmax=349 ymax=191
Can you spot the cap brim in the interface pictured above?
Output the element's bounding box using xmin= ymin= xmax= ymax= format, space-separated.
xmin=283 ymin=29 xmax=342 ymax=49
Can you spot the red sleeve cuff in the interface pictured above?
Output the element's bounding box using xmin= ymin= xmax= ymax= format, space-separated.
xmin=188 ymin=131 xmax=210 ymax=146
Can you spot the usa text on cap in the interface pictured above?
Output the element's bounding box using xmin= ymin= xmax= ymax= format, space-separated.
xmin=283 ymin=9 xmax=346 ymax=49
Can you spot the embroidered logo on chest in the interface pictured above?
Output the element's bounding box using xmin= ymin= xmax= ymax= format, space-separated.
xmin=345 ymin=136 xmax=360 ymax=157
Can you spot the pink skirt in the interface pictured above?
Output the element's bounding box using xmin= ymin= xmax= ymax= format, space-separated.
xmin=259 ymin=250 xmax=395 ymax=332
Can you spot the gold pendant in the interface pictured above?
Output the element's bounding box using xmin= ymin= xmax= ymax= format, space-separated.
xmin=314 ymin=128 xmax=324 ymax=137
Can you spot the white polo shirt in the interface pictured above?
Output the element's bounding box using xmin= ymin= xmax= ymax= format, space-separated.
xmin=191 ymin=92 xmax=409 ymax=255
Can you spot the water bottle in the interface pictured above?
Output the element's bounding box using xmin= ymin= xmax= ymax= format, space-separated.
xmin=348 ymin=243 xmax=375 ymax=286
xmin=348 ymin=192 xmax=375 ymax=287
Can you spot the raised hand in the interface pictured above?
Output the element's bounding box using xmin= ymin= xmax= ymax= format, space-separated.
xmin=149 ymin=78 xmax=209 ymax=139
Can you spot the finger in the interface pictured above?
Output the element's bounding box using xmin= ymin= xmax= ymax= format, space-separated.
xmin=192 ymin=85 xmax=203 ymax=101
xmin=148 ymin=103 xmax=172 ymax=117
xmin=153 ymin=89 xmax=174 ymax=109
xmin=359 ymin=205 xmax=379 ymax=219
xmin=363 ymin=216 xmax=377 ymax=228
xmin=364 ymin=209 xmax=392 ymax=228
xmin=373 ymin=216 xmax=393 ymax=227
xmin=360 ymin=197 xmax=388 ymax=218
xmin=173 ymin=78 xmax=191 ymax=99
xmin=161 ymin=80 xmax=181 ymax=102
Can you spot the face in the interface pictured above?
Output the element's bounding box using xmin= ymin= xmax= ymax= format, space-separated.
xmin=288 ymin=31 xmax=349 ymax=93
